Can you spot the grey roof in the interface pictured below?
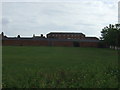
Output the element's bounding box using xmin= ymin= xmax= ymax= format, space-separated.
xmin=2 ymin=37 xmax=99 ymax=42
xmin=85 ymin=37 xmax=99 ymax=40
xmin=47 ymin=32 xmax=85 ymax=35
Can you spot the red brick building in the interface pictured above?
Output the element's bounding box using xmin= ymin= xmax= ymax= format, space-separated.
xmin=47 ymin=32 xmax=85 ymax=39
xmin=1 ymin=32 xmax=100 ymax=47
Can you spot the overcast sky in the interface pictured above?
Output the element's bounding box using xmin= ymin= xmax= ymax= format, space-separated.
xmin=1 ymin=0 xmax=119 ymax=38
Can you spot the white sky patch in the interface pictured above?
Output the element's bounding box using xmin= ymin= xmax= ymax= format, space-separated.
xmin=0 ymin=2 xmax=2 ymax=33
xmin=118 ymin=1 xmax=120 ymax=23
xmin=1 ymin=0 xmax=119 ymax=38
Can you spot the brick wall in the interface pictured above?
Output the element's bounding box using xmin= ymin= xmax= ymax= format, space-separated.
xmin=2 ymin=40 xmax=48 ymax=46
xmin=2 ymin=39 xmax=99 ymax=47
xmin=80 ymin=42 xmax=98 ymax=47
xmin=52 ymin=41 xmax=73 ymax=47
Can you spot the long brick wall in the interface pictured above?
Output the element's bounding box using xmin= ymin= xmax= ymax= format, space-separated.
xmin=2 ymin=38 xmax=99 ymax=47
xmin=2 ymin=40 xmax=48 ymax=46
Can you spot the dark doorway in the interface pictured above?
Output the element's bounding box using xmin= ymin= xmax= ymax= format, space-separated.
xmin=73 ymin=42 xmax=80 ymax=47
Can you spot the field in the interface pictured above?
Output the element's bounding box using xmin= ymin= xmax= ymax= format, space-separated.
xmin=2 ymin=46 xmax=119 ymax=88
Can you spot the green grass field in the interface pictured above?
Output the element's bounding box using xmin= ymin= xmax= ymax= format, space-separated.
xmin=2 ymin=46 xmax=119 ymax=88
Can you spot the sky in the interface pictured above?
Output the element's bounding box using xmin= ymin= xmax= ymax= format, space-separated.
xmin=0 ymin=0 xmax=119 ymax=38
xmin=119 ymin=1 xmax=120 ymax=23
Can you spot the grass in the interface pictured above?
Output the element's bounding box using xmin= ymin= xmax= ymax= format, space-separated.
xmin=2 ymin=46 xmax=119 ymax=88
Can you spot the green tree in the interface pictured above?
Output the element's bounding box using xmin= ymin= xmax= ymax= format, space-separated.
xmin=101 ymin=24 xmax=120 ymax=47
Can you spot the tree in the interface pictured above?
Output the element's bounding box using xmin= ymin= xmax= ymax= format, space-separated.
xmin=101 ymin=24 xmax=120 ymax=47
xmin=17 ymin=35 xmax=20 ymax=38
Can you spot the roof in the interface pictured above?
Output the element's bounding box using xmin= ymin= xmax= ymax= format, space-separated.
xmin=2 ymin=37 xmax=99 ymax=42
xmin=85 ymin=37 xmax=99 ymax=40
xmin=47 ymin=32 xmax=85 ymax=35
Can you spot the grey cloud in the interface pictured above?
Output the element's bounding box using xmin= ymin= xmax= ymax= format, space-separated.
xmin=118 ymin=1 xmax=120 ymax=23
xmin=42 ymin=9 xmax=66 ymax=16
xmin=2 ymin=1 xmax=118 ymax=38
xmin=2 ymin=18 xmax=10 ymax=25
